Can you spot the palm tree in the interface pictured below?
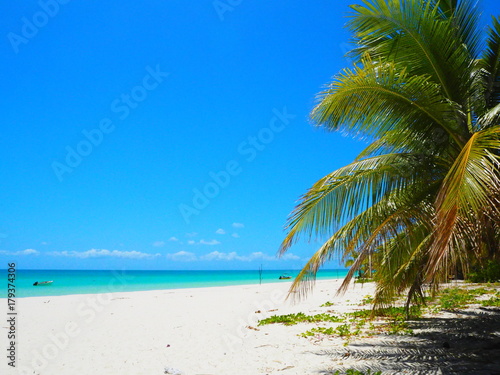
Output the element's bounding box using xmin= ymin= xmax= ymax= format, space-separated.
xmin=279 ymin=0 xmax=500 ymax=309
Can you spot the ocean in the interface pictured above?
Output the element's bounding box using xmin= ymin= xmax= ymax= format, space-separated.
xmin=0 ymin=269 xmax=348 ymax=298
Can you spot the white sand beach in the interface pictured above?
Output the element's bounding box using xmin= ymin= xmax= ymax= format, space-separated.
xmin=3 ymin=280 xmax=500 ymax=375
xmin=2 ymin=279 xmax=376 ymax=375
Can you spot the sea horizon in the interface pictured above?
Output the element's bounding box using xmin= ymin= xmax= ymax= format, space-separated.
xmin=0 ymin=268 xmax=348 ymax=298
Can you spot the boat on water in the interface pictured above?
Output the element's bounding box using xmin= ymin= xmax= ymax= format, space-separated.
xmin=33 ymin=281 xmax=53 ymax=286
xmin=278 ymin=274 xmax=292 ymax=280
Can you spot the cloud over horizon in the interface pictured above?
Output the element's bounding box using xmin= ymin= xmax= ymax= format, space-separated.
xmin=0 ymin=248 xmax=39 ymax=256
xmin=166 ymin=251 xmax=197 ymax=262
xmin=50 ymin=249 xmax=160 ymax=259
xmin=0 ymin=247 xmax=301 ymax=266
xmin=165 ymin=250 xmax=300 ymax=263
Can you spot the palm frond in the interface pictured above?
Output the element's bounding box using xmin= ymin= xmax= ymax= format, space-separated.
xmin=481 ymin=16 xmax=500 ymax=110
xmin=426 ymin=126 xmax=500 ymax=282
xmin=347 ymin=0 xmax=480 ymax=108
xmin=284 ymin=177 xmax=440 ymax=301
xmin=280 ymin=153 xmax=434 ymax=254
xmin=311 ymin=56 xmax=465 ymax=147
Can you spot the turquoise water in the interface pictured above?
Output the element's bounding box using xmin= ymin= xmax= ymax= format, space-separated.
xmin=0 ymin=269 xmax=348 ymax=298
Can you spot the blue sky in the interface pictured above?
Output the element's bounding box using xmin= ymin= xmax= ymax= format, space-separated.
xmin=1 ymin=0 xmax=498 ymax=270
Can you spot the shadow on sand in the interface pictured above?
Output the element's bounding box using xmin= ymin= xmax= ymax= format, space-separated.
xmin=317 ymin=307 xmax=500 ymax=375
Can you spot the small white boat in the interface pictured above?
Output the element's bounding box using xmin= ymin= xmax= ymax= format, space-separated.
xmin=33 ymin=281 xmax=53 ymax=286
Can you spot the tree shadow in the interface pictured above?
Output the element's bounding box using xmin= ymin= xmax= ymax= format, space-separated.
xmin=316 ymin=307 xmax=500 ymax=374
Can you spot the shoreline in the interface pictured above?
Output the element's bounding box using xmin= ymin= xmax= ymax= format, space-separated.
xmin=2 ymin=279 xmax=303 ymax=301
xmin=1 ymin=269 xmax=348 ymax=299
xmin=1 ymin=277 xmax=345 ymax=300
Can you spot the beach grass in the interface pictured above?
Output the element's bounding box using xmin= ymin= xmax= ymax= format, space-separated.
xmin=481 ymin=294 xmax=500 ymax=307
xmin=261 ymin=283 xmax=499 ymax=349
xmin=333 ymin=370 xmax=381 ymax=375
xmin=258 ymin=312 xmax=344 ymax=326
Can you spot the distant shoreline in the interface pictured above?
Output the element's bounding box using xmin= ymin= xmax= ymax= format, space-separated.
xmin=0 ymin=268 xmax=348 ymax=299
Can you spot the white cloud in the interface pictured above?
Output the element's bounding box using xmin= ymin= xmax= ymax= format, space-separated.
xmin=200 ymin=251 xmax=276 ymax=262
xmin=232 ymin=223 xmax=244 ymax=228
xmin=21 ymin=249 xmax=39 ymax=255
xmin=281 ymin=253 xmax=300 ymax=260
xmin=0 ymin=247 xmax=299 ymax=265
xmin=188 ymin=239 xmax=221 ymax=246
xmin=200 ymin=239 xmax=221 ymax=246
xmin=166 ymin=251 xmax=197 ymax=262
xmin=0 ymin=249 xmax=39 ymax=256
xmin=50 ymin=249 xmax=158 ymax=259
xmin=201 ymin=251 xmax=238 ymax=261
xmin=41 ymin=241 xmax=48 ymax=245
xmin=246 ymin=252 xmax=276 ymax=261
xmin=168 ymin=237 xmax=179 ymax=242
xmin=152 ymin=241 xmax=165 ymax=247
xmin=215 ymin=228 xmax=226 ymax=235
xmin=19 ymin=249 xmax=38 ymax=255
xmin=231 ymin=233 xmax=240 ymax=238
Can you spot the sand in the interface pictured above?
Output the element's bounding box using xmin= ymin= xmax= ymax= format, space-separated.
xmin=3 ymin=280 xmax=499 ymax=375
xmin=1 ymin=279 xmax=377 ymax=375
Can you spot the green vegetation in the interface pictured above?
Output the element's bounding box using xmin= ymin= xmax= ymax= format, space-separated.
xmin=348 ymin=306 xmax=420 ymax=337
xmin=258 ymin=306 xmax=420 ymax=340
xmin=375 ymin=306 xmax=422 ymax=319
xmin=320 ymin=301 xmax=334 ymax=307
xmin=335 ymin=324 xmax=353 ymax=337
xmin=345 ymin=309 xmax=371 ymax=319
xmin=333 ymin=369 xmax=381 ymax=375
xmin=359 ymin=295 xmax=374 ymax=305
xmin=486 ymin=282 xmax=500 ymax=287
xmin=346 ymin=306 xmax=422 ymax=320
xmin=386 ymin=320 xmax=413 ymax=336
xmin=298 ymin=315 xmax=414 ymax=341
xmin=481 ymin=295 xmax=500 ymax=307
xmin=261 ymin=285 xmax=499 ymax=344
xmin=258 ymin=312 xmax=343 ymax=326
xmin=300 ymin=326 xmax=335 ymax=337
xmin=300 ymin=324 xmax=361 ymax=339
xmin=278 ymin=0 xmax=500 ymax=311
xmin=467 ymin=261 xmax=500 ymax=283
xmin=265 ymin=305 xmax=424 ymax=341
xmin=438 ymin=288 xmax=480 ymax=310
xmin=431 ymin=287 xmax=496 ymax=311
